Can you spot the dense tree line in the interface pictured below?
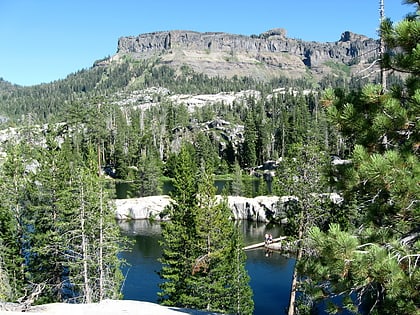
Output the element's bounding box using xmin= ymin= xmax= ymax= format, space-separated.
xmin=0 ymin=47 xmax=388 ymax=127
xmin=0 ymin=56 xmax=317 ymax=126
xmin=97 ymin=89 xmax=340 ymax=187
xmin=0 ymin=125 xmax=126 ymax=305
xmin=5 ymin=74 xmax=341 ymax=199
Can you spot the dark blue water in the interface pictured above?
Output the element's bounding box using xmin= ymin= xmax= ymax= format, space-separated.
xmin=118 ymin=220 xmax=295 ymax=314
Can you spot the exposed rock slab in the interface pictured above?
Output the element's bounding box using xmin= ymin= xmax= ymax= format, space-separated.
xmin=114 ymin=193 xmax=343 ymax=223
xmin=115 ymin=195 xmax=289 ymax=222
xmin=114 ymin=195 xmax=280 ymax=222
xmin=225 ymin=195 xmax=281 ymax=222
xmin=0 ymin=299 xmax=214 ymax=315
xmin=114 ymin=195 xmax=172 ymax=220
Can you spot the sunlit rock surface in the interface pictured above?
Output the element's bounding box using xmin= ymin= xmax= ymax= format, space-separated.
xmin=114 ymin=194 xmax=342 ymax=222
xmin=0 ymin=299 xmax=214 ymax=315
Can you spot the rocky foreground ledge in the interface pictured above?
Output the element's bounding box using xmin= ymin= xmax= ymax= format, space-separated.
xmin=0 ymin=299 xmax=215 ymax=315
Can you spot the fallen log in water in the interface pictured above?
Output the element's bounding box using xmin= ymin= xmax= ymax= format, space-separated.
xmin=243 ymin=237 xmax=287 ymax=250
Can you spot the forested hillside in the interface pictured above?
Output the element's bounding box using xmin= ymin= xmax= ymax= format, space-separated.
xmin=0 ymin=2 xmax=418 ymax=314
xmin=0 ymin=55 xmax=376 ymax=185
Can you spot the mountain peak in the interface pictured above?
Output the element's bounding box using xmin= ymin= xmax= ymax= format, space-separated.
xmin=339 ymin=31 xmax=371 ymax=42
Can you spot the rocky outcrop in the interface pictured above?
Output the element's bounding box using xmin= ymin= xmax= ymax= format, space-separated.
xmin=114 ymin=195 xmax=172 ymax=221
xmin=226 ymin=195 xmax=286 ymax=222
xmin=115 ymin=29 xmax=378 ymax=79
xmin=113 ymin=195 xmax=276 ymax=222
xmin=114 ymin=195 xmax=282 ymax=222
xmin=114 ymin=194 xmax=342 ymax=223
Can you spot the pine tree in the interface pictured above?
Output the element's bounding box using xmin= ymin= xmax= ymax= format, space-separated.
xmin=70 ymin=145 xmax=124 ymax=302
xmin=241 ymin=113 xmax=257 ymax=168
xmin=381 ymin=0 xmax=420 ymax=78
xmin=135 ymin=149 xmax=162 ymax=197
xmin=275 ymin=142 xmax=330 ymax=236
xmin=0 ymin=143 xmax=31 ymax=301
xmin=158 ymin=143 xmax=199 ymax=307
xmin=321 ymin=2 xmax=419 ymax=236
xmin=306 ymin=2 xmax=420 ymax=313
xmin=60 ymin=96 xmax=127 ymax=302
xmin=158 ymin=146 xmax=254 ymax=314
xmin=231 ymin=162 xmax=244 ymax=196
xmin=191 ymin=165 xmax=253 ymax=314
xmin=299 ymin=224 xmax=419 ymax=315
xmin=25 ymin=134 xmax=69 ymax=303
xmin=20 ymin=131 xmax=124 ymax=305
xmin=194 ymin=131 xmax=219 ymax=172
xmin=288 ymin=94 xmax=311 ymax=146
xmin=274 ymin=142 xmax=330 ymax=315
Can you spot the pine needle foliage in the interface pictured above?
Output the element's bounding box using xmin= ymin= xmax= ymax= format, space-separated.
xmin=307 ymin=2 xmax=420 ymax=313
xmin=158 ymin=144 xmax=253 ymax=314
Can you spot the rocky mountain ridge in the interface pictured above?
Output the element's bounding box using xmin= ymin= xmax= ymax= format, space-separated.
xmin=112 ymin=29 xmax=379 ymax=80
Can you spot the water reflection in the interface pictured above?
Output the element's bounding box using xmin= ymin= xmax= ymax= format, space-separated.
xmin=118 ymin=220 xmax=294 ymax=315
xmin=119 ymin=220 xmax=163 ymax=236
xmin=119 ymin=220 xmax=163 ymax=303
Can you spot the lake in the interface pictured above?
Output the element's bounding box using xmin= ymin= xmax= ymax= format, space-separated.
xmin=118 ymin=220 xmax=295 ymax=315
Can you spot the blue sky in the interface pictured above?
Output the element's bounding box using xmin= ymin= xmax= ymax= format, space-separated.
xmin=0 ymin=0 xmax=412 ymax=86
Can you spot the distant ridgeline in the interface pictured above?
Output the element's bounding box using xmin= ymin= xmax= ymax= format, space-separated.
xmin=111 ymin=29 xmax=379 ymax=80
xmin=0 ymin=28 xmax=385 ymax=126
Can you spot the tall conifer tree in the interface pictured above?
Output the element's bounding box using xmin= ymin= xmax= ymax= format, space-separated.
xmin=70 ymin=144 xmax=124 ymax=302
xmin=192 ymin=165 xmax=253 ymax=314
xmin=25 ymin=134 xmax=69 ymax=303
xmin=300 ymin=2 xmax=420 ymax=313
xmin=159 ymin=145 xmax=254 ymax=314
xmin=274 ymin=142 xmax=330 ymax=315
xmin=158 ymin=143 xmax=199 ymax=307
xmin=0 ymin=143 xmax=31 ymax=301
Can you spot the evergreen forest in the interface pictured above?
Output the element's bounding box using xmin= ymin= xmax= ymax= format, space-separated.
xmin=0 ymin=1 xmax=418 ymax=314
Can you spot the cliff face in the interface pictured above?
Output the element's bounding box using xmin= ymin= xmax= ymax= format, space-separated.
xmin=115 ymin=29 xmax=379 ymax=80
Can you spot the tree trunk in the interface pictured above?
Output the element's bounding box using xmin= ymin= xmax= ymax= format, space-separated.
xmin=288 ymin=222 xmax=304 ymax=315
xmin=97 ymin=144 xmax=104 ymax=301
xmin=379 ymin=0 xmax=387 ymax=92
xmin=281 ymin=123 xmax=285 ymax=160
xmin=80 ymin=185 xmax=91 ymax=303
